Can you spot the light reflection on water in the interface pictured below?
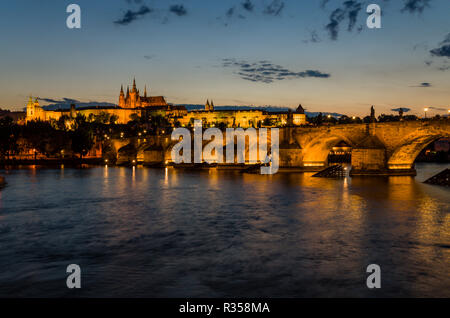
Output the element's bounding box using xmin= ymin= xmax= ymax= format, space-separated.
xmin=0 ymin=163 xmax=448 ymax=297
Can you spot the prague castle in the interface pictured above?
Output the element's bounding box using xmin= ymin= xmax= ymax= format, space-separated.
xmin=25 ymin=79 xmax=306 ymax=127
xmin=26 ymin=79 xmax=179 ymax=124
xmin=118 ymin=78 xmax=168 ymax=108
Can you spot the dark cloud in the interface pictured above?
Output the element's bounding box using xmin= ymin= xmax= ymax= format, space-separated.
xmin=263 ymin=0 xmax=285 ymax=16
xmin=144 ymin=54 xmax=155 ymax=60
xmin=325 ymin=0 xmax=362 ymax=40
xmin=410 ymin=82 xmax=432 ymax=87
xmin=429 ymin=33 xmax=450 ymax=59
xmin=430 ymin=45 xmax=450 ymax=58
xmin=440 ymin=33 xmax=450 ymax=45
xmin=401 ymin=0 xmax=432 ymax=14
xmin=391 ymin=108 xmax=411 ymax=113
xmin=242 ymin=0 xmax=254 ymax=12
xmin=114 ymin=5 xmax=152 ymax=25
xmin=169 ymin=4 xmax=187 ymax=16
xmin=429 ymin=106 xmax=447 ymax=111
xmin=38 ymin=98 xmax=116 ymax=110
xmin=222 ymin=59 xmax=330 ymax=83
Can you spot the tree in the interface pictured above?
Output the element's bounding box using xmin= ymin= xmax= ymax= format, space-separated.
xmin=0 ymin=117 xmax=18 ymax=160
xmin=71 ymin=128 xmax=94 ymax=159
xmin=109 ymin=114 xmax=119 ymax=125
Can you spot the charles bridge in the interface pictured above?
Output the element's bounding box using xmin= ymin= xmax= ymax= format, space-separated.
xmin=110 ymin=119 xmax=450 ymax=176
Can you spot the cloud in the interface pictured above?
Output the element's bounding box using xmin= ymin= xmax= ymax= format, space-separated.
xmin=226 ymin=7 xmax=235 ymax=19
xmin=263 ymin=0 xmax=285 ymax=16
xmin=430 ymin=34 xmax=450 ymax=58
xmin=401 ymin=0 xmax=432 ymax=14
xmin=430 ymin=45 xmax=450 ymax=58
xmin=242 ymin=0 xmax=254 ymax=12
xmin=169 ymin=4 xmax=187 ymax=16
xmin=144 ymin=54 xmax=155 ymax=60
xmin=320 ymin=0 xmax=330 ymax=9
xmin=222 ymin=59 xmax=330 ymax=83
xmin=114 ymin=5 xmax=152 ymax=25
xmin=410 ymin=82 xmax=432 ymax=87
xmin=38 ymin=98 xmax=116 ymax=109
xmin=325 ymin=0 xmax=363 ymax=40
xmin=429 ymin=106 xmax=447 ymax=111
xmin=303 ymin=30 xmax=322 ymax=43
xmin=391 ymin=108 xmax=411 ymax=113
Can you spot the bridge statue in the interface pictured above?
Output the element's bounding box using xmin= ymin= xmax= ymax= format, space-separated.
xmin=370 ymin=106 xmax=375 ymax=122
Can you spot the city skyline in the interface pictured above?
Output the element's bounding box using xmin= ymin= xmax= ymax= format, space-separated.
xmin=1 ymin=0 xmax=449 ymax=116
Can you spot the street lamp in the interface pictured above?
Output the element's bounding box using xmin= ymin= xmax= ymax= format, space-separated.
xmin=424 ymin=108 xmax=429 ymax=118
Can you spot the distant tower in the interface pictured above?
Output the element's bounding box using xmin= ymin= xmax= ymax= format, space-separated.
xmin=210 ymin=100 xmax=215 ymax=111
xmin=119 ymin=85 xmax=125 ymax=107
xmin=26 ymin=96 xmax=35 ymax=118
xmin=126 ymin=86 xmax=130 ymax=107
xmin=129 ymin=78 xmax=138 ymax=108
xmin=144 ymin=85 xmax=147 ymax=98
xmin=70 ymin=104 xmax=76 ymax=118
xmin=205 ymin=99 xmax=210 ymax=111
xmin=296 ymin=104 xmax=305 ymax=114
xmin=26 ymin=97 xmax=42 ymax=121
xmin=370 ymin=105 xmax=375 ymax=122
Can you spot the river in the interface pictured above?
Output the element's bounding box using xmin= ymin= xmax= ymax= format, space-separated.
xmin=0 ymin=163 xmax=448 ymax=297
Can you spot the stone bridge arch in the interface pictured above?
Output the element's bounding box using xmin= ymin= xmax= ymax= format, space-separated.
xmin=387 ymin=133 xmax=450 ymax=170
xmin=292 ymin=125 xmax=367 ymax=167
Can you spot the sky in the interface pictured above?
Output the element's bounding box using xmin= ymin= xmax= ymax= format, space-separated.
xmin=0 ymin=0 xmax=449 ymax=116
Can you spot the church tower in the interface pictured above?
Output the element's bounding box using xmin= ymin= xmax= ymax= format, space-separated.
xmin=129 ymin=78 xmax=138 ymax=108
xmin=205 ymin=99 xmax=210 ymax=111
xmin=26 ymin=96 xmax=43 ymax=121
xmin=210 ymin=100 xmax=214 ymax=112
xmin=126 ymin=86 xmax=130 ymax=107
xmin=119 ymin=85 xmax=125 ymax=108
xmin=26 ymin=96 xmax=35 ymax=119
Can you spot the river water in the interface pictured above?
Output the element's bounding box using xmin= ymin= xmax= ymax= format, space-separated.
xmin=0 ymin=163 xmax=448 ymax=297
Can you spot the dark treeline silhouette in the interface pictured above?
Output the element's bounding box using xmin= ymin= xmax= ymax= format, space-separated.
xmin=0 ymin=111 xmax=173 ymax=163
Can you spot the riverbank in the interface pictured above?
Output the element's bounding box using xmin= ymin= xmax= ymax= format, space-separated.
xmin=0 ymin=158 xmax=103 ymax=168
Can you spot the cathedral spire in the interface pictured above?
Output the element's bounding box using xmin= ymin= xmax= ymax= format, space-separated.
xmin=132 ymin=77 xmax=137 ymax=92
xmin=120 ymin=85 xmax=124 ymax=94
xmin=144 ymin=85 xmax=147 ymax=98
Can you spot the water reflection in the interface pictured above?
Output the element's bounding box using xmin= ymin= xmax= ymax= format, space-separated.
xmin=0 ymin=164 xmax=448 ymax=297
